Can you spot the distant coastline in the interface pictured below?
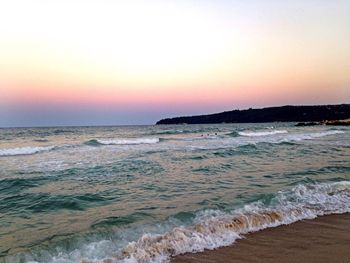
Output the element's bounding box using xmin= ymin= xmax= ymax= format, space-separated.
xmin=156 ymin=104 xmax=350 ymax=125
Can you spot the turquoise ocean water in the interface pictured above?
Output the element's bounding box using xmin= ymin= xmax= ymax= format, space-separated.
xmin=0 ymin=123 xmax=349 ymax=262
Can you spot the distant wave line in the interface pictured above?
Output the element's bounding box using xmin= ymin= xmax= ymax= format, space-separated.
xmin=84 ymin=138 xmax=160 ymax=146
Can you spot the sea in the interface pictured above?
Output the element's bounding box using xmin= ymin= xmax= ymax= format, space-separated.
xmin=0 ymin=123 xmax=349 ymax=263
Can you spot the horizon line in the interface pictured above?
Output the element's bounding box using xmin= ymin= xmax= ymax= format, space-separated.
xmin=1 ymin=102 xmax=349 ymax=128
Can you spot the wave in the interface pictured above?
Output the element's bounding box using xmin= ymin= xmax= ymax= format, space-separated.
xmin=85 ymin=138 xmax=160 ymax=146
xmin=153 ymin=127 xmax=222 ymax=136
xmin=0 ymin=146 xmax=56 ymax=156
xmin=75 ymin=180 xmax=349 ymax=263
xmin=251 ymin=130 xmax=345 ymax=145
xmin=289 ymin=130 xmax=344 ymax=141
xmin=238 ymin=130 xmax=288 ymax=137
xmin=113 ymin=181 xmax=350 ymax=262
xmin=226 ymin=131 xmax=239 ymax=137
xmin=7 ymin=181 xmax=350 ymax=263
xmin=84 ymin=139 xmax=103 ymax=146
xmin=222 ymin=130 xmax=345 ymax=148
xmin=171 ymin=130 xmax=346 ymax=152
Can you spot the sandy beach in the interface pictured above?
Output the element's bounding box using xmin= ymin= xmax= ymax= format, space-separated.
xmin=172 ymin=213 xmax=350 ymax=263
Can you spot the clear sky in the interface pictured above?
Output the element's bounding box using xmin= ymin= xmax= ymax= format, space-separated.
xmin=1 ymin=0 xmax=349 ymax=127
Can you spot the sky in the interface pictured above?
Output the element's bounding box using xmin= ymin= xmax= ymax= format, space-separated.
xmin=1 ymin=0 xmax=349 ymax=127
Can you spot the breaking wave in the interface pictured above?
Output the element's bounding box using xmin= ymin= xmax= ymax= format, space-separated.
xmin=238 ymin=130 xmax=288 ymax=137
xmin=153 ymin=128 xmax=221 ymax=136
xmin=0 ymin=146 xmax=56 ymax=156
xmin=85 ymin=138 xmax=160 ymax=146
xmin=103 ymin=181 xmax=350 ymax=263
xmin=249 ymin=130 xmax=345 ymax=145
xmin=19 ymin=181 xmax=348 ymax=263
xmin=288 ymin=130 xmax=345 ymax=141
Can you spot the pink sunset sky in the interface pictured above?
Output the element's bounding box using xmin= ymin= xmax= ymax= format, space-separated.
xmin=1 ymin=0 xmax=349 ymax=126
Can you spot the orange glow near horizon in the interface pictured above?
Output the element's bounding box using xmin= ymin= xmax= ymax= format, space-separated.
xmin=1 ymin=0 xmax=350 ymax=125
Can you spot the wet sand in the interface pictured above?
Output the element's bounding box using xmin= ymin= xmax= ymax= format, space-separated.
xmin=172 ymin=213 xmax=350 ymax=263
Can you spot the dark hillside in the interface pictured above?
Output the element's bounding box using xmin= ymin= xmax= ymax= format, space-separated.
xmin=156 ymin=104 xmax=350 ymax=124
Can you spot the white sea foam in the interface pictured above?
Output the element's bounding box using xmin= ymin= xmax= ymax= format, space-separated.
xmin=63 ymin=180 xmax=349 ymax=263
xmin=286 ymin=130 xmax=345 ymax=141
xmin=0 ymin=146 xmax=55 ymax=156
xmin=96 ymin=138 xmax=160 ymax=145
xmin=10 ymin=181 xmax=350 ymax=263
xmin=110 ymin=181 xmax=350 ymax=263
xmin=234 ymin=130 xmax=345 ymax=146
xmin=171 ymin=129 xmax=346 ymax=151
xmin=238 ymin=130 xmax=288 ymax=137
xmin=252 ymin=130 xmax=345 ymax=145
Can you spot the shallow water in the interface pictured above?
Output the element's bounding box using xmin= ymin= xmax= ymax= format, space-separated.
xmin=0 ymin=123 xmax=349 ymax=262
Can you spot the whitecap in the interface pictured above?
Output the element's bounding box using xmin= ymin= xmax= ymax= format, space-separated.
xmin=288 ymin=130 xmax=345 ymax=141
xmin=96 ymin=138 xmax=160 ymax=145
xmin=238 ymin=130 xmax=288 ymax=137
xmin=0 ymin=146 xmax=55 ymax=156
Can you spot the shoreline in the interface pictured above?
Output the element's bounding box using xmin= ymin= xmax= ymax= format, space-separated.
xmin=172 ymin=213 xmax=350 ymax=263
